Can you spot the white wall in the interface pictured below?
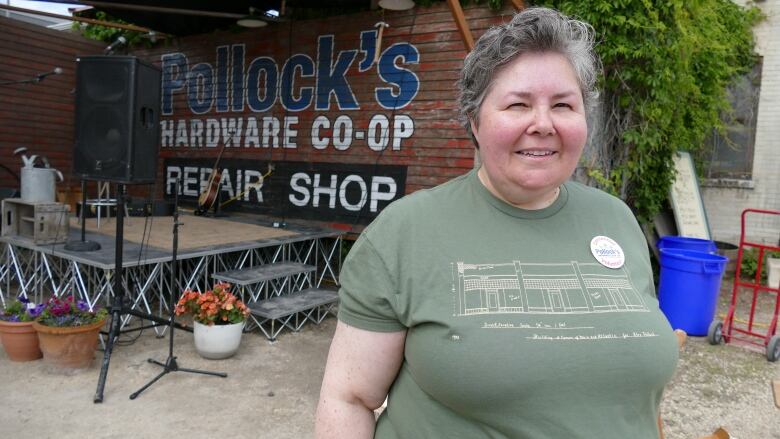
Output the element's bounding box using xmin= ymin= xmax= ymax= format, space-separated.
xmin=701 ymin=0 xmax=780 ymax=246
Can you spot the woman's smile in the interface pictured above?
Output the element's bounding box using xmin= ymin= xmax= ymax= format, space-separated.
xmin=515 ymin=149 xmax=558 ymax=158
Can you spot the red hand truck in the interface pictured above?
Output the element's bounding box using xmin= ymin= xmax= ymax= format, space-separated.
xmin=707 ymin=208 xmax=780 ymax=361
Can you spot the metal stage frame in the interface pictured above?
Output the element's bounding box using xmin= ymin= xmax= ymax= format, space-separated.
xmin=0 ymin=217 xmax=343 ymax=334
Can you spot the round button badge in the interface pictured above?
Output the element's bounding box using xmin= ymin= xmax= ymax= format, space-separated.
xmin=590 ymin=236 xmax=625 ymax=269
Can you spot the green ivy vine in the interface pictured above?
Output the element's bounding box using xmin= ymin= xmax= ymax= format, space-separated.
xmin=72 ymin=11 xmax=149 ymax=47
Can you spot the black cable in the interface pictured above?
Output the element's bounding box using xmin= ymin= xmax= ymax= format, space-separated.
xmin=0 ymin=163 xmax=20 ymax=183
xmin=347 ymin=8 xmax=418 ymax=231
xmin=121 ymin=181 xmax=158 ymax=345
xmin=275 ymin=16 xmax=296 ymax=228
xmin=133 ymin=181 xmax=156 ymax=275
xmin=104 ymin=179 xmax=162 ymax=347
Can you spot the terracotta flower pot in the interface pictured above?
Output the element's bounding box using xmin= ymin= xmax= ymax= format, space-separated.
xmin=32 ymin=319 xmax=105 ymax=368
xmin=0 ymin=320 xmax=42 ymax=362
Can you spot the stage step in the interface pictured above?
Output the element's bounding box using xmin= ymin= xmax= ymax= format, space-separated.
xmin=247 ymin=288 xmax=339 ymax=341
xmin=211 ymin=261 xmax=316 ymax=285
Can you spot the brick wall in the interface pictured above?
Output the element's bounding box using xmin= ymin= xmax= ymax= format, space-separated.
xmin=127 ymin=3 xmax=508 ymax=229
xmin=0 ymin=5 xmax=507 ymax=230
xmin=0 ymin=16 xmax=103 ymax=194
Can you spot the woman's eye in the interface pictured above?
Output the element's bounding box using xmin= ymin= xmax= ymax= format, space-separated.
xmin=509 ymin=102 xmax=528 ymax=108
xmin=554 ymin=102 xmax=572 ymax=109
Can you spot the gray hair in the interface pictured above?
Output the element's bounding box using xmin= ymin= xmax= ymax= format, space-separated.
xmin=457 ymin=7 xmax=601 ymax=143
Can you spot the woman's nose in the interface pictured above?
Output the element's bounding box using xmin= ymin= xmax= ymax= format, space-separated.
xmin=528 ymin=108 xmax=555 ymax=135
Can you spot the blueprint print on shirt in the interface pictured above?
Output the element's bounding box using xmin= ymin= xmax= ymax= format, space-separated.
xmin=452 ymin=261 xmax=649 ymax=317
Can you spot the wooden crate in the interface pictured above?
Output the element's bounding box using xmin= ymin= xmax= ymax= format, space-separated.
xmin=1 ymin=198 xmax=70 ymax=244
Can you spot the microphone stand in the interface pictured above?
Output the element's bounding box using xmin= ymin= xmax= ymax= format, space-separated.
xmin=130 ymin=178 xmax=226 ymax=400
xmin=0 ymin=69 xmax=61 ymax=86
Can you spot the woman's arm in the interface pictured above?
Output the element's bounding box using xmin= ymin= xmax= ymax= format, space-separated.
xmin=315 ymin=321 xmax=406 ymax=439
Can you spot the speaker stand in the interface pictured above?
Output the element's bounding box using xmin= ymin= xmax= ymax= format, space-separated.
xmin=64 ymin=180 xmax=100 ymax=252
xmin=94 ymin=185 xmax=180 ymax=402
xmin=130 ymin=182 xmax=226 ymax=400
xmin=94 ymin=184 xmax=132 ymax=403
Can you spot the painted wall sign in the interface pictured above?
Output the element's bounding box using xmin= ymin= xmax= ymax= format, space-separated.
xmin=159 ymin=32 xmax=420 ymax=153
xmin=159 ymin=113 xmax=414 ymax=152
xmin=164 ymin=158 xmax=407 ymax=224
xmin=147 ymin=4 xmax=501 ymax=229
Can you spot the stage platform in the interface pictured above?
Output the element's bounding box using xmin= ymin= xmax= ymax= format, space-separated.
xmin=0 ymin=213 xmax=343 ymax=333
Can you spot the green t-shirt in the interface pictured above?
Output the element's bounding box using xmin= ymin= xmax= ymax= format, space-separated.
xmin=338 ymin=169 xmax=679 ymax=439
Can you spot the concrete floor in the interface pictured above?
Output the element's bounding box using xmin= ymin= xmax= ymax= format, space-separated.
xmin=1 ymin=277 xmax=779 ymax=439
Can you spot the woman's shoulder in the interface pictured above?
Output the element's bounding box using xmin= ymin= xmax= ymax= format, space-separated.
xmin=363 ymin=172 xmax=471 ymax=233
xmin=381 ymin=171 xmax=471 ymax=213
xmin=566 ymin=180 xmax=627 ymax=205
xmin=565 ymin=180 xmax=634 ymax=215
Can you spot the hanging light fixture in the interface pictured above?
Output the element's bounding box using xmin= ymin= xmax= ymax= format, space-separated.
xmin=378 ymin=0 xmax=416 ymax=11
xmin=237 ymin=7 xmax=268 ymax=28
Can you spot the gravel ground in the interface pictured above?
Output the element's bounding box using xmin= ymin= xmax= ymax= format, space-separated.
xmin=1 ymin=277 xmax=778 ymax=438
xmin=660 ymin=277 xmax=780 ymax=439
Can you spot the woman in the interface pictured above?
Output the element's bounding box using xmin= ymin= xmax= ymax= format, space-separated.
xmin=316 ymin=7 xmax=679 ymax=439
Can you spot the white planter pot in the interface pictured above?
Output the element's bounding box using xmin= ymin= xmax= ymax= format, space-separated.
xmin=193 ymin=321 xmax=244 ymax=359
xmin=768 ymin=257 xmax=780 ymax=289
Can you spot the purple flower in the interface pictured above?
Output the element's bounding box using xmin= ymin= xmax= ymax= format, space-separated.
xmin=28 ymin=304 xmax=44 ymax=318
xmin=35 ymin=293 xmax=107 ymax=327
xmin=19 ymin=296 xmax=30 ymax=304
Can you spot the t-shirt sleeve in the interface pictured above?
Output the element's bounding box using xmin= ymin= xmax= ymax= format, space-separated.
xmin=337 ymin=234 xmax=407 ymax=332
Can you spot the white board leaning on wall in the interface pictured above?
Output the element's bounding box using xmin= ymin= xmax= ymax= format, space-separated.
xmin=669 ymin=151 xmax=712 ymax=240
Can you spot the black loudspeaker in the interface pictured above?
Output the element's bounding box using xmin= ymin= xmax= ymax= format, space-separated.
xmin=73 ymin=56 xmax=161 ymax=184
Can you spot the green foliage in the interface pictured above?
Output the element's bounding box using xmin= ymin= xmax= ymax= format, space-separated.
xmin=537 ymin=0 xmax=761 ymax=223
xmin=72 ymin=11 xmax=149 ymax=47
xmin=740 ymin=248 xmax=760 ymax=280
xmin=740 ymin=248 xmax=780 ymax=283
xmin=0 ymin=298 xmax=39 ymax=322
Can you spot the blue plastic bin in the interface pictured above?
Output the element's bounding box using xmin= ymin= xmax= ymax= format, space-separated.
xmin=657 ymin=249 xmax=727 ymax=336
xmin=656 ymin=236 xmax=716 ymax=254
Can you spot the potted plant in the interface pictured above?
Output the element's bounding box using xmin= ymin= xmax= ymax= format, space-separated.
xmin=31 ymin=296 xmax=108 ymax=368
xmin=0 ymin=296 xmax=44 ymax=361
xmin=175 ymin=282 xmax=249 ymax=359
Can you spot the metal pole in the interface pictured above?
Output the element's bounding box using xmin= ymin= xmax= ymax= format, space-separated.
xmin=94 ymin=184 xmax=125 ymax=403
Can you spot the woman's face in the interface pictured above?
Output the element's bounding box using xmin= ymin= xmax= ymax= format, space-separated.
xmin=471 ymin=51 xmax=588 ymax=209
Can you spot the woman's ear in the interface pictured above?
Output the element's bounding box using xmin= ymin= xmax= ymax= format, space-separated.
xmin=469 ymin=118 xmax=480 ymax=150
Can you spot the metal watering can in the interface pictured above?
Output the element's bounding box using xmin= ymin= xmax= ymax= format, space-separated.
xmin=15 ymin=147 xmax=64 ymax=203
